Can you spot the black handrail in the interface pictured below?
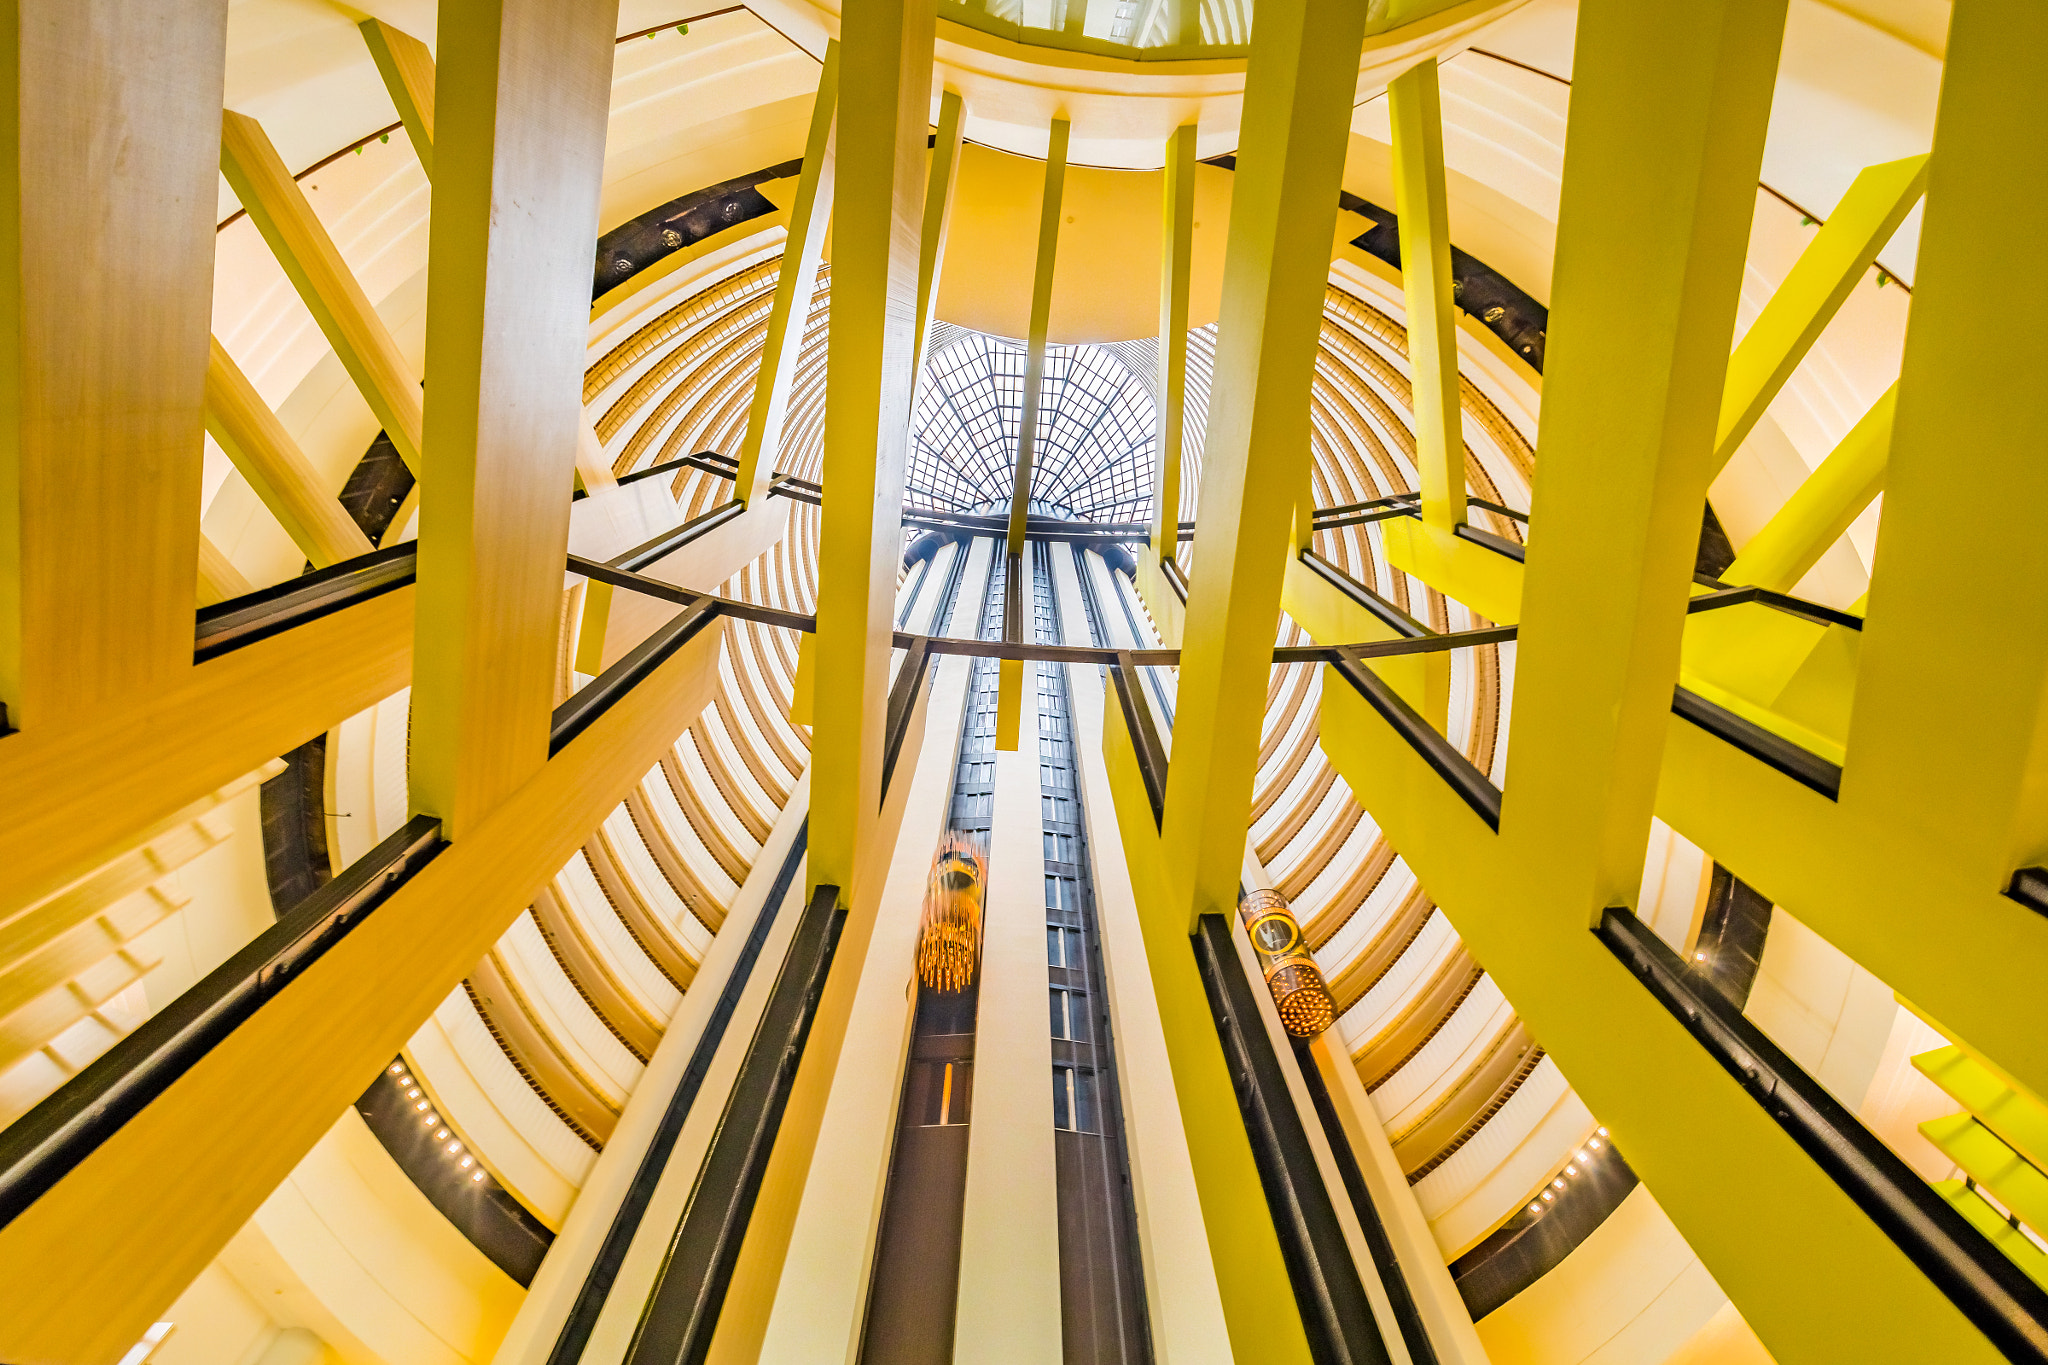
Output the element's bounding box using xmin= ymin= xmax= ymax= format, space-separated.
xmin=550 ymin=599 xmax=722 ymax=757
xmin=1453 ymin=522 xmax=1526 ymax=563
xmin=1670 ymin=686 xmax=1841 ymax=801
xmin=1686 ymin=582 xmax=1864 ymax=632
xmin=1467 ymin=496 xmax=1530 ymax=524
xmin=1300 ymin=549 xmax=1434 ymax=640
xmin=1109 ymin=654 xmax=1170 ymax=827
xmin=1327 ymin=654 xmax=1503 ymax=831
xmin=545 ymin=823 xmax=810 ymax=1365
xmin=1293 ymin=1048 xmax=1441 ymax=1364
xmin=622 ymin=883 xmax=848 ymax=1365
xmin=1596 ymin=906 xmax=2048 ymax=1365
xmin=1314 ymin=491 xmax=1420 ymax=520
xmin=612 ymin=500 xmax=748 ymax=573
xmin=1160 ymin=554 xmax=1191 ymax=606
xmin=1192 ymin=915 xmax=1394 ymax=1365
xmin=879 ymin=636 xmax=932 ymax=802
xmin=195 ymin=542 xmax=418 ymax=663
xmin=1314 ymin=506 xmax=1425 ymax=534
xmin=2007 ymin=867 xmax=2048 ymax=918
xmin=0 ymin=815 xmax=446 ymax=1229
xmin=614 ymin=454 xmax=696 ymax=488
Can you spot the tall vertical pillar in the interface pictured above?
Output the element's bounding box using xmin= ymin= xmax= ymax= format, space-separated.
xmin=912 ymin=88 xmax=966 ymax=382
xmin=0 ymin=0 xmax=227 ymax=733
xmin=1007 ymin=117 xmax=1072 ymax=554
xmin=1388 ymin=56 xmax=1465 ymax=531
xmin=1160 ymin=0 xmax=1367 ymax=930
xmin=1150 ymin=122 xmax=1196 ymax=574
xmin=714 ymin=8 xmax=936 ymax=1357
xmin=735 ymin=42 xmax=839 ymax=507
xmin=409 ymin=0 xmax=620 ymax=837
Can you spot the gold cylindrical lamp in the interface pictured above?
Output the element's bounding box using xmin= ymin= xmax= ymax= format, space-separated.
xmin=917 ymin=836 xmax=985 ymax=992
xmin=1238 ymin=887 xmax=1336 ymax=1037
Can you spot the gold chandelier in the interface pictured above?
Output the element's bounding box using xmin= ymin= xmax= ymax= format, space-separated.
xmin=917 ymin=835 xmax=986 ymax=992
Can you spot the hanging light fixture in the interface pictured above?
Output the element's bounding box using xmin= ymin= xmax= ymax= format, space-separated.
xmin=917 ymin=835 xmax=986 ymax=991
xmin=1238 ymin=887 xmax=1336 ymax=1037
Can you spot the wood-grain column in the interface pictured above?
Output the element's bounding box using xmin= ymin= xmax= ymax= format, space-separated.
xmin=409 ymin=0 xmax=620 ymax=836
xmin=0 ymin=0 xmax=228 ymax=732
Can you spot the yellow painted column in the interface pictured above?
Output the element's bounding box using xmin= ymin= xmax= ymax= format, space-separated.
xmin=220 ymin=110 xmax=427 ymax=474
xmin=1320 ymin=0 xmax=2023 ymax=1355
xmin=1112 ymin=4 xmax=1376 ymax=1362
xmin=1712 ymin=153 xmax=1926 ymax=475
xmin=359 ymin=18 xmax=436 ymax=178
xmin=913 ymin=88 xmax=966 ymax=382
xmin=1008 ymin=117 xmax=1070 ymax=554
xmin=806 ymin=0 xmax=933 ymax=906
xmin=1388 ymin=56 xmax=1466 ymax=530
xmin=0 ymin=0 xmax=226 ymax=732
xmin=1827 ymin=0 xmax=2048 ymax=994
xmin=1150 ymin=123 xmax=1196 ymax=570
xmin=717 ymin=7 xmax=935 ymax=1354
xmin=1721 ymin=382 xmax=1893 ymax=591
xmin=204 ymin=336 xmax=375 ymax=568
xmin=409 ymin=0 xmax=620 ymax=837
xmin=1160 ymin=0 xmax=1367 ymax=931
xmin=734 ymin=42 xmax=840 ymax=507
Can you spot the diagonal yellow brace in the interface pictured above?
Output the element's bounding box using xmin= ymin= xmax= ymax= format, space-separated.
xmin=359 ymin=18 xmax=436 ymax=178
xmin=1713 ymin=152 xmax=1927 ymax=475
xmin=736 ymin=42 xmax=840 ymax=508
xmin=221 ymin=110 xmax=427 ymax=475
xmin=204 ymin=336 xmax=374 ymax=568
xmin=1389 ymin=56 xmax=1467 ymax=530
xmin=1723 ymin=382 xmax=1894 ymax=592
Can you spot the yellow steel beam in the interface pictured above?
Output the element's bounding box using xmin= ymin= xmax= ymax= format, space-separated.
xmin=912 ymin=88 xmax=967 ymax=382
xmin=1148 ymin=122 xmax=1196 ymax=573
xmin=0 ymin=0 xmax=226 ymax=732
xmin=0 ymin=619 xmax=724 ymax=1365
xmin=1102 ymin=692 xmax=1315 ymax=1365
xmin=1721 ymin=382 xmax=1893 ymax=592
xmin=1388 ymin=56 xmax=1466 ymax=531
xmin=220 ymin=110 xmax=427 ymax=475
xmin=1159 ymin=0 xmax=1367 ymax=933
xmin=1007 ymin=117 xmax=1071 ymax=555
xmin=1712 ymin=153 xmax=1927 ymax=475
xmin=1319 ymin=0 xmax=2016 ymax=1356
xmin=359 ymin=18 xmax=436 ymax=178
xmin=710 ymin=4 xmax=935 ymax=1357
xmin=410 ymin=0 xmax=620 ymax=838
xmin=735 ymin=42 xmax=840 ymax=508
xmin=196 ymin=534 xmax=255 ymax=605
xmin=204 ymin=336 xmax=374 ymax=568
xmin=802 ymin=0 xmax=932 ymax=905
xmin=1664 ymin=0 xmax=2048 ymax=1108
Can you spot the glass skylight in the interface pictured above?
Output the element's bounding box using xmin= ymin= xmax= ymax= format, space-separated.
xmin=907 ymin=330 xmax=1157 ymax=523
